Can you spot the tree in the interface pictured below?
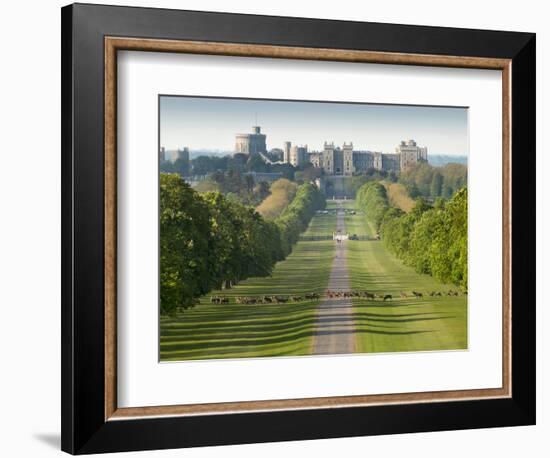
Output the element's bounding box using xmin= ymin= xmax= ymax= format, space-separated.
xmin=173 ymin=157 xmax=190 ymax=176
xmin=246 ymin=153 xmax=268 ymax=172
xmin=275 ymin=183 xmax=325 ymax=256
xmin=190 ymin=155 xmax=233 ymax=176
xmin=442 ymin=183 xmax=453 ymax=199
xmin=160 ymin=174 xmax=211 ymax=315
xmin=254 ymin=181 xmax=271 ymax=201
xmin=356 ymin=182 xmax=389 ymax=231
xmin=244 ymin=174 xmax=255 ymax=193
xmin=200 ymin=192 xmax=240 ymax=290
xmin=398 ymin=162 xmax=466 ymax=198
xmin=433 ymin=197 xmax=446 ymax=210
xmin=408 ymin=209 xmax=441 ymax=274
xmin=425 ymin=190 xmax=467 ymax=287
xmin=430 ymin=171 xmax=443 ymax=197
xmin=406 ymin=181 xmax=420 ymax=198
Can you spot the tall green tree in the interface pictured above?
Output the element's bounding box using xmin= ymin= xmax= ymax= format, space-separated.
xmin=430 ymin=171 xmax=443 ymax=197
xmin=356 ymin=181 xmax=389 ymax=232
xmin=160 ymin=173 xmax=211 ymax=315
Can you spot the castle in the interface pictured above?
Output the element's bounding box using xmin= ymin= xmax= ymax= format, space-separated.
xmin=235 ymin=126 xmax=267 ymax=155
xmin=234 ymin=126 xmax=428 ymax=175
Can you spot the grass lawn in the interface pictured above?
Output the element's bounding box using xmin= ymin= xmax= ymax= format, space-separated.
xmin=160 ymin=211 xmax=336 ymax=361
xmin=341 ymin=200 xmax=374 ymax=237
xmin=344 ymin=201 xmax=467 ymax=353
xmin=160 ymin=198 xmax=467 ymax=361
xmin=302 ymin=200 xmax=339 ymax=236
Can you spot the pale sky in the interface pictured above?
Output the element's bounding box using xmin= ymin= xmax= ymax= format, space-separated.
xmin=160 ymin=95 xmax=468 ymax=155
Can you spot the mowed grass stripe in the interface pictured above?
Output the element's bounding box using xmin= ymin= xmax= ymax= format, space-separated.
xmin=160 ymin=211 xmax=337 ymax=361
xmin=341 ymin=200 xmax=376 ymax=237
xmin=344 ymin=200 xmax=467 ymax=353
xmin=302 ymin=200 xmax=339 ymax=237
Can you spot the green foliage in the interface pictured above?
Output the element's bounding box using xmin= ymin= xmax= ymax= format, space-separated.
xmin=160 ymin=157 xmax=191 ymax=176
xmin=191 ymin=155 xmax=231 ymax=176
xmin=406 ymin=181 xmax=421 ymax=198
xmin=160 ymin=174 xmax=211 ymax=315
xmin=275 ymin=183 xmax=326 ymax=256
xmin=246 ymin=153 xmax=269 ymax=172
xmin=399 ymin=161 xmax=467 ymax=198
xmin=198 ymin=169 xmax=273 ymax=206
xmin=190 ymin=154 xmax=297 ymax=180
xmin=160 ymin=174 xmax=325 ymax=316
xmin=430 ymin=171 xmax=443 ymax=197
xmin=356 ymin=181 xmax=389 ymax=232
xmin=387 ymin=170 xmax=398 ymax=183
xmin=357 ymin=179 xmax=468 ymax=289
xmin=427 ymin=188 xmax=468 ymax=288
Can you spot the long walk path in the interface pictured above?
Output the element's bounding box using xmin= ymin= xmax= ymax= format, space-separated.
xmin=312 ymin=201 xmax=355 ymax=355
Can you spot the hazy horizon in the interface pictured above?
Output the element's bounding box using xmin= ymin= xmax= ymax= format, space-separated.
xmin=160 ymin=96 xmax=469 ymax=156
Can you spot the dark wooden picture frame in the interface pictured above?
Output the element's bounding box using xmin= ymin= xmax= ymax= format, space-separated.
xmin=61 ymin=3 xmax=536 ymax=454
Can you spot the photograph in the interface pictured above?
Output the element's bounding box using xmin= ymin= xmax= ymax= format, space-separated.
xmin=159 ymin=96 xmax=469 ymax=362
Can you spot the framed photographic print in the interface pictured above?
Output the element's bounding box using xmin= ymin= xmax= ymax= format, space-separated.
xmin=61 ymin=3 xmax=536 ymax=454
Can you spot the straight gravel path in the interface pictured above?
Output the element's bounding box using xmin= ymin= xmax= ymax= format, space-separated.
xmin=312 ymin=201 xmax=355 ymax=355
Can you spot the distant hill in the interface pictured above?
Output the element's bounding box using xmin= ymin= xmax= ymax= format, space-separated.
xmin=428 ymin=155 xmax=468 ymax=167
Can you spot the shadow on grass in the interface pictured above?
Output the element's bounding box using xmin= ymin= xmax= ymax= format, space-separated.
xmin=316 ymin=329 xmax=431 ymax=336
xmin=160 ymin=308 xmax=446 ymax=359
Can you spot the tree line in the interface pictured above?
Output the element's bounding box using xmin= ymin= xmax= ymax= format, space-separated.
xmin=399 ymin=162 xmax=467 ymax=199
xmin=357 ymin=181 xmax=468 ymax=290
xmin=160 ymin=173 xmax=325 ymax=315
xmin=190 ymin=153 xmax=296 ymax=179
xmin=194 ymin=169 xmax=272 ymax=207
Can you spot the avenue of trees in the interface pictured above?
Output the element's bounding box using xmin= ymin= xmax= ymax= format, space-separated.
xmin=160 ymin=173 xmax=325 ymax=315
xmin=357 ymin=181 xmax=468 ymax=289
xmin=275 ymin=182 xmax=326 ymax=256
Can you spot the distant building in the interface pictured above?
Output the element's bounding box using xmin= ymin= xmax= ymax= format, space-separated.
xmin=283 ymin=141 xmax=291 ymax=163
xmin=235 ymin=126 xmax=267 ymax=155
xmin=230 ymin=124 xmax=427 ymax=175
xmin=382 ymin=153 xmax=401 ymax=173
xmin=161 ymin=146 xmax=190 ymax=163
xmin=352 ymin=151 xmax=374 ymax=171
xmin=343 ymin=142 xmax=354 ymax=176
xmin=290 ymin=145 xmax=308 ymax=167
xmin=396 ymin=139 xmax=428 ymax=170
xmin=306 ymin=140 xmax=427 ymax=176
xmin=176 ymin=147 xmax=190 ymax=163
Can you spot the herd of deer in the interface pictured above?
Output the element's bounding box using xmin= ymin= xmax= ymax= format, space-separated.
xmin=210 ymin=289 xmax=465 ymax=305
xmin=211 ymin=293 xmax=320 ymax=305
